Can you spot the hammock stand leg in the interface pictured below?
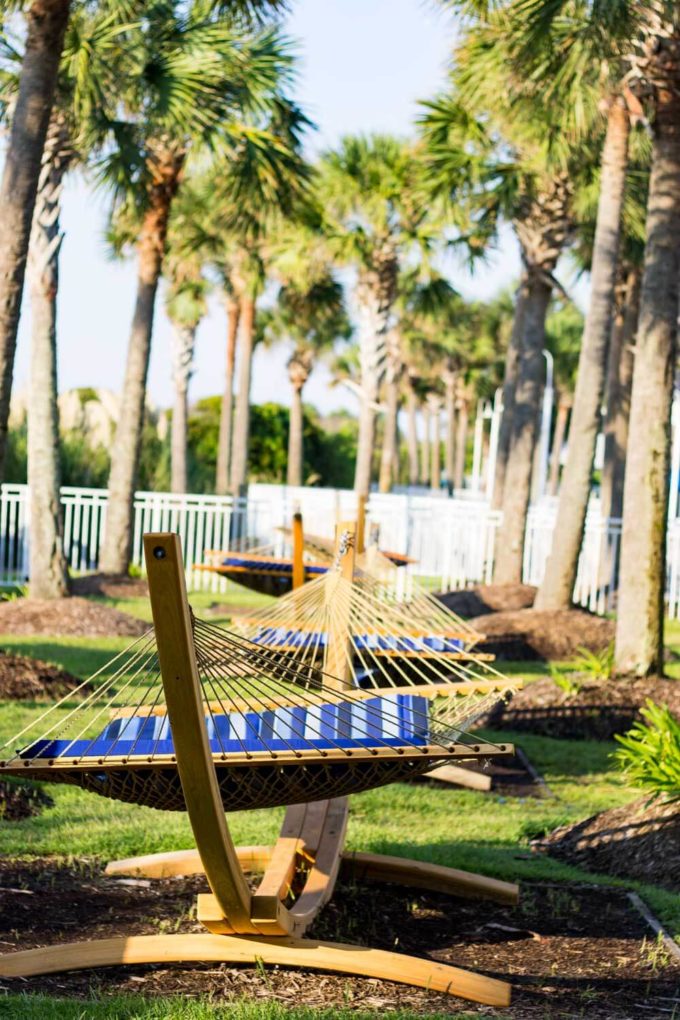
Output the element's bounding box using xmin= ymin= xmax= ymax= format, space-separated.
xmin=105 ymin=846 xmax=518 ymax=906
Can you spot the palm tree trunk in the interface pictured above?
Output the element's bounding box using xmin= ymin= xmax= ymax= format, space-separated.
xmin=548 ymin=395 xmax=570 ymax=496
xmin=444 ymin=371 xmax=456 ymax=493
xmin=615 ymin=62 xmax=680 ymax=676
xmin=601 ymin=264 xmax=641 ymax=521
xmin=378 ymin=373 xmax=400 ymax=493
xmin=0 ymin=0 xmax=71 ymax=482
xmin=405 ymin=380 xmax=419 ymax=486
xmin=429 ymin=396 xmax=441 ymax=491
xmin=27 ymin=111 xmax=70 ymax=599
xmin=354 ymin=264 xmax=394 ymax=497
xmin=535 ymin=98 xmax=630 ymax=610
xmin=230 ymin=295 xmax=256 ymax=495
xmin=420 ymin=401 xmax=431 ymax=485
xmin=493 ymin=275 xmax=553 ymax=584
xmin=215 ymin=295 xmax=239 ymax=495
xmin=454 ymin=394 xmax=468 ymax=491
xmin=100 ymin=152 xmax=181 ymax=574
xmin=170 ymin=324 xmax=195 ymax=494
xmin=492 ymin=282 xmax=528 ymax=510
xmin=287 ymin=382 xmax=304 ymax=487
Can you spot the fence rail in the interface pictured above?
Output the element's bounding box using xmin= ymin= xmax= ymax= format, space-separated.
xmin=3 ymin=482 xmax=680 ymax=617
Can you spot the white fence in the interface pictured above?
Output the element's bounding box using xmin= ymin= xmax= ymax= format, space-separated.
xmin=3 ymin=481 xmax=680 ymax=617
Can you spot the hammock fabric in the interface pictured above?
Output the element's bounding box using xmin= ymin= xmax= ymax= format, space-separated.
xmin=0 ymin=618 xmax=514 ymax=814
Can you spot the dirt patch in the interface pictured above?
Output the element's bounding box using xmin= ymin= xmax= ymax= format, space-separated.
xmin=470 ymin=607 xmax=615 ymax=661
xmin=0 ymin=596 xmax=148 ymax=638
xmin=0 ymin=779 xmax=53 ymax=821
xmin=0 ymin=651 xmax=87 ymax=700
xmin=71 ymin=573 xmax=149 ymax=600
xmin=539 ymin=797 xmax=680 ymax=891
xmin=437 ymin=583 xmax=537 ymax=618
xmin=485 ymin=675 xmax=680 ymax=740
xmin=203 ymin=602 xmax=253 ymax=619
xmin=0 ymin=859 xmax=678 ymax=1018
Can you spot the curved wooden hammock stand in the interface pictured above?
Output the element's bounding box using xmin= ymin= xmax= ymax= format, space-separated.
xmin=0 ymin=528 xmax=516 ymax=1008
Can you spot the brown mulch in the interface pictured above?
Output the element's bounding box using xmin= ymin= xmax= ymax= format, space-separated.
xmin=0 ymin=779 xmax=53 ymax=821
xmin=0 ymin=596 xmax=148 ymax=637
xmin=70 ymin=573 xmax=149 ymax=600
xmin=539 ymin=797 xmax=680 ymax=891
xmin=0 ymin=651 xmax=87 ymax=700
xmin=485 ymin=675 xmax=680 ymax=740
xmin=470 ymin=608 xmax=615 ymax=661
xmin=1 ymin=858 xmax=679 ymax=1017
xmin=438 ymin=583 xmax=537 ymax=618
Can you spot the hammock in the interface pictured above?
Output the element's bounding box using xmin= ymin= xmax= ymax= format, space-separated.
xmin=0 ymin=530 xmax=519 ymax=1007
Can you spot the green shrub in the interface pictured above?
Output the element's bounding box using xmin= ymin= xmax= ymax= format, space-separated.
xmin=614 ymin=699 xmax=680 ymax=802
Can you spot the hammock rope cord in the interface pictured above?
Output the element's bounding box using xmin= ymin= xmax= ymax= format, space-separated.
xmin=0 ymin=612 xmax=514 ymax=811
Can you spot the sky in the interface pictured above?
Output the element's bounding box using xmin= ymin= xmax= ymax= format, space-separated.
xmin=12 ymin=0 xmax=536 ymax=417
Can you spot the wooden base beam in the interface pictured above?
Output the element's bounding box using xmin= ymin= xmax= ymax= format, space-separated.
xmin=105 ymin=846 xmax=518 ymax=905
xmin=0 ymin=933 xmax=511 ymax=1007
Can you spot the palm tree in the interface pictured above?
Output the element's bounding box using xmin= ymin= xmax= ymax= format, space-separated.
xmin=507 ymin=0 xmax=680 ymax=674
xmin=0 ymin=0 xmax=72 ymax=482
xmin=421 ymin=75 xmax=576 ymax=582
xmin=164 ymin=234 xmax=210 ymax=493
xmin=317 ymin=135 xmax=437 ymax=497
xmin=263 ymin=274 xmax=349 ymax=486
xmin=98 ymin=7 xmax=298 ymax=574
xmin=600 ymin=260 xmax=641 ymax=522
xmin=1 ymin=5 xmax=130 ymax=597
xmin=542 ymin=301 xmax=583 ymax=497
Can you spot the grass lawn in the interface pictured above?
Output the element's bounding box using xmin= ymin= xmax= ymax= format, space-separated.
xmin=1 ymin=589 xmax=679 ymax=1018
xmin=0 ymin=997 xmax=489 ymax=1020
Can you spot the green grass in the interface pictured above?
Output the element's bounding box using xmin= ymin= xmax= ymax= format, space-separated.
xmin=0 ymin=997 xmax=494 ymax=1020
xmin=91 ymin=584 xmax=275 ymax=626
xmin=2 ymin=595 xmax=680 ymax=1017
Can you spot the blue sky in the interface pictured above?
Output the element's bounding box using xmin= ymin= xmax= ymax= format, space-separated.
xmin=13 ymin=0 xmax=530 ymax=416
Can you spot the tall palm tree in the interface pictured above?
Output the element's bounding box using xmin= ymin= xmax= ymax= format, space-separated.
xmin=317 ymin=135 xmax=437 ymax=497
xmin=512 ymin=1 xmax=680 ymax=670
xmin=98 ymin=8 xmax=298 ymax=573
xmin=421 ymin=77 xmax=576 ymax=582
xmin=164 ymin=239 xmax=210 ymax=494
xmin=263 ymin=274 xmax=349 ymax=486
xmin=1 ymin=5 xmax=131 ymax=597
xmin=542 ymin=300 xmax=583 ymax=496
xmin=0 ymin=0 xmax=72 ymax=483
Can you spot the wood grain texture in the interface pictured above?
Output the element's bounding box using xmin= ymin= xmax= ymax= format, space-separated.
xmin=143 ymin=533 xmax=256 ymax=933
xmin=0 ymin=933 xmax=511 ymax=1006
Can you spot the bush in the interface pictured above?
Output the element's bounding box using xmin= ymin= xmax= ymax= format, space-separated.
xmin=614 ymin=699 xmax=680 ymax=803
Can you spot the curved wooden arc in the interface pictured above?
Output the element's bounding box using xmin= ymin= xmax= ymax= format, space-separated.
xmin=143 ymin=533 xmax=256 ymax=934
xmin=0 ymin=933 xmax=511 ymax=1006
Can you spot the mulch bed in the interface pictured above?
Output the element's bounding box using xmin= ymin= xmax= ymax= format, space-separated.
xmin=470 ymin=608 xmax=615 ymax=661
xmin=0 ymin=858 xmax=678 ymax=1017
xmin=0 ymin=596 xmax=148 ymax=638
xmin=485 ymin=675 xmax=680 ymax=740
xmin=0 ymin=651 xmax=86 ymax=700
xmin=0 ymin=779 xmax=53 ymax=821
xmin=71 ymin=573 xmax=149 ymax=600
xmin=539 ymin=796 xmax=680 ymax=891
xmin=438 ymin=583 xmax=537 ymax=618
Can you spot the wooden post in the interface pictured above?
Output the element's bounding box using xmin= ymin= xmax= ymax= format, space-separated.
xmin=322 ymin=521 xmax=356 ymax=689
xmin=356 ymin=495 xmax=367 ymax=554
xmin=143 ymin=533 xmax=257 ymax=934
xmin=292 ymin=512 xmax=305 ymax=590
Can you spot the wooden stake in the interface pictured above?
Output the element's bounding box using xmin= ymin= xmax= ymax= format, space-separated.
xmin=322 ymin=521 xmax=356 ymax=689
xmin=292 ymin=512 xmax=305 ymax=590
